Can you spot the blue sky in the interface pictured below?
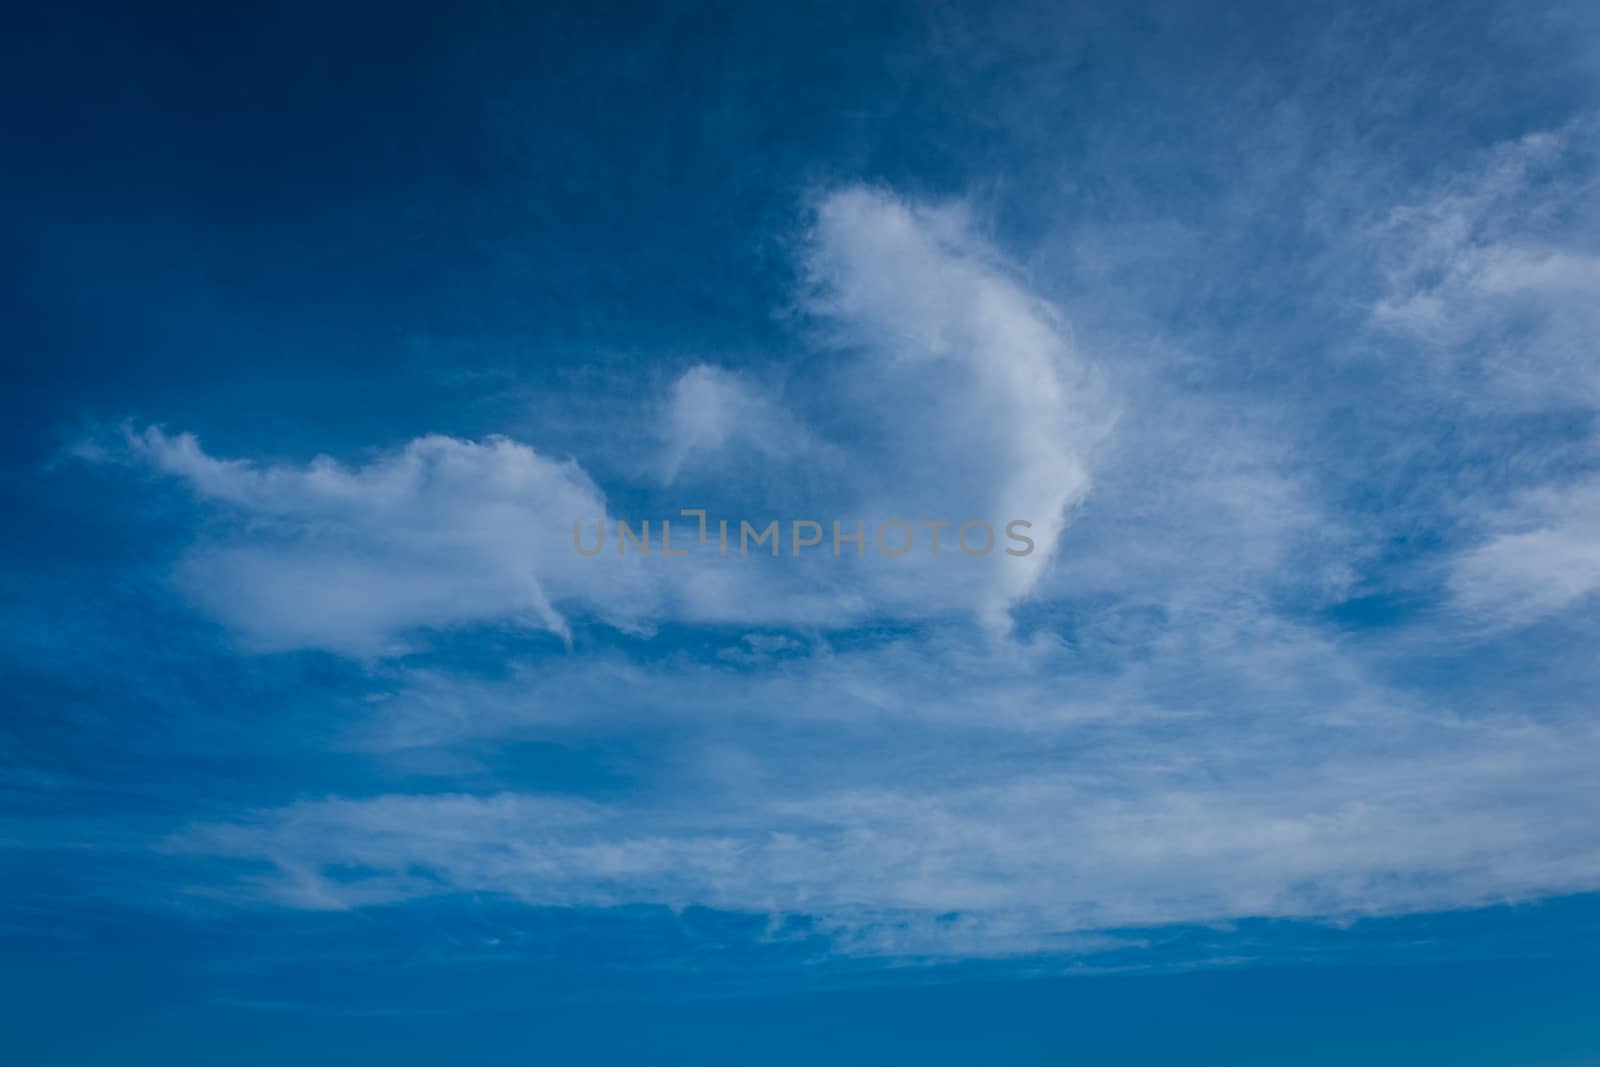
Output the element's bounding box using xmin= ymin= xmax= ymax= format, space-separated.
xmin=6 ymin=0 xmax=1600 ymax=1061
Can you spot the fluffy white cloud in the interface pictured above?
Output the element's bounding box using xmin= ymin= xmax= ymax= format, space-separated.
xmin=119 ymin=425 xmax=655 ymax=654
xmin=101 ymin=186 xmax=1111 ymax=650
xmin=803 ymin=186 xmax=1114 ymax=629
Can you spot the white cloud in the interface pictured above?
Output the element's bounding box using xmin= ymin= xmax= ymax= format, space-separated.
xmin=1363 ymin=119 xmax=1600 ymax=630
xmin=1451 ymin=477 xmax=1600 ymax=626
xmin=1369 ymin=121 xmax=1600 ymax=409
xmin=97 ymin=186 xmax=1113 ymax=650
xmin=118 ymin=425 xmax=655 ymax=654
xmin=169 ymin=635 xmax=1600 ymax=953
xmin=801 ymin=185 xmax=1115 ymax=629
xmin=656 ymin=364 xmax=811 ymax=484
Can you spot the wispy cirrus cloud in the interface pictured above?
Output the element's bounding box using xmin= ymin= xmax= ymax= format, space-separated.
xmin=1450 ymin=477 xmax=1600 ymax=626
xmin=1369 ymin=120 xmax=1600 ymax=409
xmin=655 ymin=364 xmax=812 ymax=484
xmin=1361 ymin=118 xmax=1600 ymax=630
xmin=166 ymin=630 xmax=1600 ymax=954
